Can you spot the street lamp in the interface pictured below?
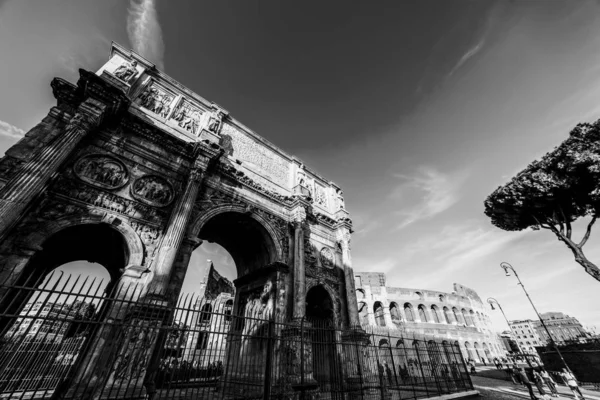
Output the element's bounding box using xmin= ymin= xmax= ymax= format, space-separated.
xmin=487 ymin=297 xmax=523 ymax=354
xmin=500 ymin=262 xmax=572 ymax=373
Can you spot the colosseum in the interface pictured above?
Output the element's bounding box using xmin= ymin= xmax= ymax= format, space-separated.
xmin=355 ymin=272 xmax=505 ymax=363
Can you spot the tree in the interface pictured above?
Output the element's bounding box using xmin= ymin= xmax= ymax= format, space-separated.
xmin=484 ymin=119 xmax=600 ymax=282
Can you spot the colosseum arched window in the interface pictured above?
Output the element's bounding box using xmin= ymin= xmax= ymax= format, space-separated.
xmin=461 ymin=308 xmax=471 ymax=326
xmin=418 ymin=304 xmax=428 ymax=322
xmin=358 ymin=301 xmax=369 ymax=326
xmin=389 ymin=302 xmax=402 ymax=325
xmin=199 ymin=303 xmax=212 ymax=325
xmin=443 ymin=307 xmax=452 ymax=324
xmin=404 ymin=303 xmax=415 ymax=322
xmin=430 ymin=305 xmax=441 ymax=323
xmin=469 ymin=310 xmax=477 ymax=327
xmin=356 ymin=288 xmax=366 ymax=299
xmin=452 ymin=307 xmax=462 ymax=324
xmin=373 ymin=301 xmax=386 ymax=327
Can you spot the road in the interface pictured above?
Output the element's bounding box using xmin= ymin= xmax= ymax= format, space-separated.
xmin=471 ymin=374 xmax=600 ymax=400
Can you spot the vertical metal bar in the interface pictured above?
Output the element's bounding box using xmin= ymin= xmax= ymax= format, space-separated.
xmin=262 ymin=319 xmax=274 ymax=400
xmin=387 ymin=332 xmax=399 ymax=388
xmin=300 ymin=317 xmax=305 ymax=388
xmin=414 ymin=341 xmax=429 ymax=398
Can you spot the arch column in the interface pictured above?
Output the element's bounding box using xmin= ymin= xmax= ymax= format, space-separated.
xmin=337 ymin=228 xmax=360 ymax=327
xmin=147 ymin=147 xmax=221 ymax=304
xmin=291 ymin=202 xmax=309 ymax=320
xmin=383 ymin=305 xmax=394 ymax=328
xmin=0 ymin=98 xmax=108 ymax=241
xmin=367 ymin=304 xmax=376 ymax=326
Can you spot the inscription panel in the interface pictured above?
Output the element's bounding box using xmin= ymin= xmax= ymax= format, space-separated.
xmin=221 ymin=123 xmax=290 ymax=189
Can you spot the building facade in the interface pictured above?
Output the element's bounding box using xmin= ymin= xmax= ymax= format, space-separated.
xmin=354 ymin=272 xmax=505 ymax=363
xmin=508 ymin=320 xmax=543 ymax=354
xmin=5 ymin=300 xmax=94 ymax=342
xmin=180 ymin=262 xmax=235 ymax=366
xmin=533 ymin=312 xmax=590 ymax=344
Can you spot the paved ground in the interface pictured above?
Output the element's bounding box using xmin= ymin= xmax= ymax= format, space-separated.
xmin=471 ymin=375 xmax=600 ymax=400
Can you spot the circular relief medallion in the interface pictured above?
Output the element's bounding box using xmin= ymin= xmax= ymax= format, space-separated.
xmin=130 ymin=175 xmax=174 ymax=207
xmin=74 ymin=154 xmax=129 ymax=190
xmin=320 ymin=247 xmax=334 ymax=268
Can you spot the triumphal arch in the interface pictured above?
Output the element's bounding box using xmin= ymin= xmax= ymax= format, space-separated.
xmin=0 ymin=43 xmax=362 ymax=398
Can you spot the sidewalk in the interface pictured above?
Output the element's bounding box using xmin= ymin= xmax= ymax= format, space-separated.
xmin=471 ymin=375 xmax=600 ymax=400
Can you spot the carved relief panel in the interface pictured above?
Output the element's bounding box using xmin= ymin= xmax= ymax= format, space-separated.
xmin=131 ymin=175 xmax=175 ymax=207
xmin=74 ymin=154 xmax=129 ymax=190
xmin=136 ymin=80 xmax=177 ymax=119
xmin=170 ymin=99 xmax=205 ymax=136
xmin=314 ymin=184 xmax=327 ymax=208
xmin=319 ymin=247 xmax=334 ymax=269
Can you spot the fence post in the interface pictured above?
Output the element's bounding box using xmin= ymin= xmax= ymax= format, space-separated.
xmin=387 ymin=332 xmax=399 ymax=387
xmin=263 ymin=319 xmax=275 ymax=400
xmin=414 ymin=341 xmax=430 ymax=397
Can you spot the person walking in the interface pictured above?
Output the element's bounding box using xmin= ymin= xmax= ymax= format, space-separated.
xmin=533 ymin=369 xmax=548 ymax=398
xmin=468 ymin=359 xmax=476 ymax=374
xmin=540 ymin=369 xmax=559 ymax=397
xmin=517 ymin=367 xmax=539 ymax=400
xmin=561 ymin=368 xmax=585 ymax=400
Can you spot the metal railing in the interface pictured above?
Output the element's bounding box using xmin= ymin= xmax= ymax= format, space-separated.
xmin=0 ymin=271 xmax=474 ymax=399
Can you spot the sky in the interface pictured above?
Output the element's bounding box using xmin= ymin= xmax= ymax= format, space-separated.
xmin=1 ymin=0 xmax=600 ymax=333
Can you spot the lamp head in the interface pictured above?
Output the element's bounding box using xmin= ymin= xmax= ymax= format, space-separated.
xmin=490 ymin=303 xmax=496 ymax=310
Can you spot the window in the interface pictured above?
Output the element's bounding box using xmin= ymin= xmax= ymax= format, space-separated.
xmin=418 ymin=305 xmax=428 ymax=322
xmin=404 ymin=303 xmax=415 ymax=322
xmin=196 ymin=332 xmax=208 ymax=350
xmin=224 ymin=300 xmax=233 ymax=322
xmin=198 ymin=304 xmax=212 ymax=325
xmin=355 ymin=276 xmax=362 ymax=288
xmin=374 ymin=302 xmax=386 ymax=327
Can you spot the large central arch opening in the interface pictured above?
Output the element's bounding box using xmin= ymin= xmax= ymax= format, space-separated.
xmin=198 ymin=211 xmax=277 ymax=277
xmin=306 ymin=285 xmax=341 ymax=388
xmin=172 ymin=211 xmax=280 ymax=386
xmin=0 ymin=224 xmax=128 ymax=396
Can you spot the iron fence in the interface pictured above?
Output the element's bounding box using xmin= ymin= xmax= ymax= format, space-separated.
xmin=0 ymin=271 xmax=473 ymax=399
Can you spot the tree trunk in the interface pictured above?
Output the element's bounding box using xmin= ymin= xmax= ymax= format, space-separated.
xmin=556 ymin=234 xmax=600 ymax=282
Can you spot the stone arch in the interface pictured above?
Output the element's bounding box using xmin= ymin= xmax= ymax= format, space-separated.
xmin=452 ymin=307 xmax=462 ymax=324
xmin=306 ymin=284 xmax=335 ymax=324
xmin=443 ymin=306 xmax=452 ymax=324
xmin=430 ymin=305 xmax=441 ymax=323
xmin=379 ymin=339 xmax=389 ymax=348
xmin=417 ymin=304 xmax=428 ymax=322
xmin=389 ymin=302 xmax=402 ymax=325
xmin=357 ymin=301 xmax=369 ymax=326
xmin=461 ymin=308 xmax=471 ymax=326
xmin=373 ymin=301 xmax=386 ymax=327
xmin=356 ymin=288 xmax=366 ymax=299
xmin=469 ymin=309 xmax=477 ymax=327
xmin=188 ymin=204 xmax=285 ymax=263
xmin=404 ymin=303 xmax=415 ymax=322
xmin=8 ymin=212 xmax=144 ymax=274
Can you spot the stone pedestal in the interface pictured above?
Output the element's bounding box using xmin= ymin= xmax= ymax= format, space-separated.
xmin=341 ymin=327 xmax=370 ymax=400
xmin=278 ymin=320 xmax=319 ymax=400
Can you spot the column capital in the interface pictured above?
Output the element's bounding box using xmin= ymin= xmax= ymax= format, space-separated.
xmin=67 ymin=98 xmax=107 ymax=133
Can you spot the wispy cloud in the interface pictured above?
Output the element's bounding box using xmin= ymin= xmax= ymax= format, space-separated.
xmin=393 ymin=222 xmax=528 ymax=288
xmin=390 ymin=166 xmax=468 ymax=230
xmin=127 ymin=0 xmax=165 ymax=70
xmin=448 ymin=36 xmax=486 ymax=77
xmin=0 ymin=120 xmax=24 ymax=139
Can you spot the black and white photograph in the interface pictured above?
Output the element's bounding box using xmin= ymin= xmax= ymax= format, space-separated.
xmin=0 ymin=1 xmax=599 ymax=399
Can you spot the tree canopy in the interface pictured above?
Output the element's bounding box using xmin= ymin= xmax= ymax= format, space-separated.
xmin=484 ymin=119 xmax=600 ymax=282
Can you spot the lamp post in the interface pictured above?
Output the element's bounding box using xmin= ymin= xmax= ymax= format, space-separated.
xmin=487 ymin=297 xmax=523 ymax=355
xmin=500 ymin=262 xmax=572 ymax=373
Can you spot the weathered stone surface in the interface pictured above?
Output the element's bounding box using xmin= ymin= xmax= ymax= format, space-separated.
xmin=0 ymin=42 xmax=358 ymax=398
